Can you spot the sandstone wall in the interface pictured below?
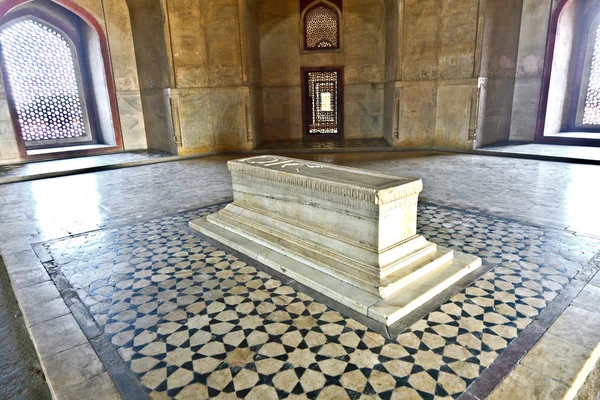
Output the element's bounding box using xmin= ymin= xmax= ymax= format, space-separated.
xmin=258 ymin=0 xmax=386 ymax=141
xmin=385 ymin=0 xmax=481 ymax=149
xmin=476 ymin=0 xmax=523 ymax=147
xmin=1 ymin=0 xmax=574 ymax=161
xmin=156 ymin=0 xmax=254 ymax=155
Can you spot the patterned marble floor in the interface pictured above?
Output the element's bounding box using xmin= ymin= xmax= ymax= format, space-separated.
xmin=42 ymin=202 xmax=600 ymax=399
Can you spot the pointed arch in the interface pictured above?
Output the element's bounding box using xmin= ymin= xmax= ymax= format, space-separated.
xmin=0 ymin=17 xmax=91 ymax=144
xmin=300 ymin=0 xmax=342 ymax=51
xmin=0 ymin=0 xmax=123 ymax=158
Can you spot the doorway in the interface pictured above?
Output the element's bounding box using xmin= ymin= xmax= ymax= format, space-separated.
xmin=301 ymin=66 xmax=343 ymax=140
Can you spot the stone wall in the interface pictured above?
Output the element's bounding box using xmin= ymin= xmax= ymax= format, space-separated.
xmin=0 ymin=71 xmax=20 ymax=163
xmin=509 ymin=0 xmax=552 ymax=141
xmin=161 ymin=0 xmax=253 ymax=155
xmin=477 ymin=0 xmax=523 ymax=147
xmin=506 ymin=0 xmax=599 ymax=144
xmin=258 ymin=0 xmax=386 ymax=141
xmin=386 ymin=0 xmax=481 ymax=149
xmin=1 ymin=0 xmax=581 ymax=161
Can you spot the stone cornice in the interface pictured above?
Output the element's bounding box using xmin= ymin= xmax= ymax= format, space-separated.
xmin=228 ymin=156 xmax=422 ymax=206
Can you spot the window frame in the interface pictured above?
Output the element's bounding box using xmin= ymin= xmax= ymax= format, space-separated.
xmin=300 ymin=0 xmax=343 ymax=53
xmin=0 ymin=14 xmax=96 ymax=149
xmin=573 ymin=8 xmax=600 ymax=130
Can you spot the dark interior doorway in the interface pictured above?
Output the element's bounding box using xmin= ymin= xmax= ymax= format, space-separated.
xmin=301 ymin=66 xmax=343 ymax=140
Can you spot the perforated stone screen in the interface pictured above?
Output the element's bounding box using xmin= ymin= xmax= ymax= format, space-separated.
xmin=304 ymin=5 xmax=339 ymax=49
xmin=583 ymin=25 xmax=600 ymax=125
xmin=0 ymin=19 xmax=87 ymax=141
xmin=307 ymin=70 xmax=339 ymax=134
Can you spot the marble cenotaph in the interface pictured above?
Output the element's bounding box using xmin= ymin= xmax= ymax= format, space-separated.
xmin=190 ymin=156 xmax=481 ymax=326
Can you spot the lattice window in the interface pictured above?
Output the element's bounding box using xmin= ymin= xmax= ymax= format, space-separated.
xmin=583 ymin=24 xmax=600 ymax=125
xmin=307 ymin=71 xmax=339 ymax=134
xmin=304 ymin=4 xmax=339 ymax=50
xmin=0 ymin=19 xmax=87 ymax=141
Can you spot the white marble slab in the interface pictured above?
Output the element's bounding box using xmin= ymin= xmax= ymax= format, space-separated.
xmin=190 ymin=155 xmax=482 ymax=326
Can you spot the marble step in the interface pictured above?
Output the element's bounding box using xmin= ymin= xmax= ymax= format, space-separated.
xmin=222 ymin=203 xmax=438 ymax=273
xmin=379 ymin=247 xmax=454 ymax=298
xmin=206 ymin=210 xmax=384 ymax=292
xmin=369 ymin=251 xmax=481 ymax=325
xmin=191 ymin=215 xmax=481 ymax=327
xmin=210 ymin=206 xmax=453 ymax=299
xmin=206 ymin=209 xmax=467 ymax=300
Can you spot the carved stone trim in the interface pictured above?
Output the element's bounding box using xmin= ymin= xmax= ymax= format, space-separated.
xmin=232 ymin=175 xmax=380 ymax=214
xmin=229 ymin=156 xmax=422 ymax=206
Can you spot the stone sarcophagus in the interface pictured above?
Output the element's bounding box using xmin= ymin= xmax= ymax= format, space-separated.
xmin=190 ymin=155 xmax=481 ymax=326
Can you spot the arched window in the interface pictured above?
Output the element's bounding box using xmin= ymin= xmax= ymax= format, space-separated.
xmin=581 ymin=26 xmax=600 ymax=124
xmin=302 ymin=1 xmax=341 ymax=51
xmin=0 ymin=19 xmax=91 ymax=144
xmin=577 ymin=11 xmax=600 ymax=128
xmin=539 ymin=0 xmax=600 ymax=141
xmin=0 ymin=0 xmax=123 ymax=158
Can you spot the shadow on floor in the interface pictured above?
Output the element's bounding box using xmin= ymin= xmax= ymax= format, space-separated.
xmin=0 ymin=150 xmax=172 ymax=185
xmin=479 ymin=141 xmax=600 ymax=163
xmin=0 ymin=259 xmax=51 ymax=400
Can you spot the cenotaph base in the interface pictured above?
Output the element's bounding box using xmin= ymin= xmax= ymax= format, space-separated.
xmin=190 ymin=156 xmax=481 ymax=326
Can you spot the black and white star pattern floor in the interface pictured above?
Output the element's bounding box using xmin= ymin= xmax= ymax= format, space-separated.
xmin=41 ymin=201 xmax=600 ymax=399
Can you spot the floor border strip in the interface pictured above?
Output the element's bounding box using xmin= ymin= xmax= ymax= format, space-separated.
xmin=43 ymin=259 xmax=149 ymax=400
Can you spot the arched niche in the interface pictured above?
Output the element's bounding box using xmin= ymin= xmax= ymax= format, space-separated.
xmin=0 ymin=0 xmax=123 ymax=158
xmin=255 ymin=0 xmax=386 ymax=142
xmin=538 ymin=0 xmax=600 ymax=143
xmin=300 ymin=0 xmax=342 ymax=52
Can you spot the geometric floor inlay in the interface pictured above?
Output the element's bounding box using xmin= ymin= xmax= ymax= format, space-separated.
xmin=42 ymin=202 xmax=600 ymax=399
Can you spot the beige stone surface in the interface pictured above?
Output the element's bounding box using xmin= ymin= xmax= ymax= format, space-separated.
xmin=22 ymin=297 xmax=70 ymax=328
xmin=344 ymin=84 xmax=385 ymax=139
xmin=117 ymin=93 xmax=148 ymax=150
xmin=435 ymin=85 xmax=473 ymax=148
xmin=402 ymin=0 xmax=439 ymax=81
xmin=439 ymin=0 xmax=479 ymax=80
xmin=262 ymin=87 xmax=303 ymax=141
xmin=205 ymin=0 xmax=244 ymax=87
xmin=72 ymin=0 xmax=105 ymax=28
xmin=168 ymin=0 xmax=209 ymax=88
xmin=489 ymin=364 xmax=569 ymax=400
xmin=29 ymin=314 xmax=88 ymax=360
xmin=180 ymin=92 xmax=215 ymax=150
xmin=590 ymin=271 xmax=600 ymax=288
xmin=54 ymin=372 xmax=122 ymax=400
xmin=572 ymin=285 xmax=600 ymax=315
xmin=549 ymin=306 xmax=600 ymax=350
xmin=0 ymin=93 xmax=20 ymax=163
xmin=44 ymin=343 xmax=105 ymax=390
xmin=397 ymin=83 xmax=437 ymax=147
xmin=210 ymin=92 xmax=245 ymax=148
xmin=104 ymin=0 xmax=140 ymax=92
xmin=515 ymin=0 xmax=551 ymax=80
xmin=15 ymin=281 xmax=61 ymax=311
xmin=521 ymin=333 xmax=593 ymax=386
xmin=509 ymin=78 xmax=542 ymax=141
